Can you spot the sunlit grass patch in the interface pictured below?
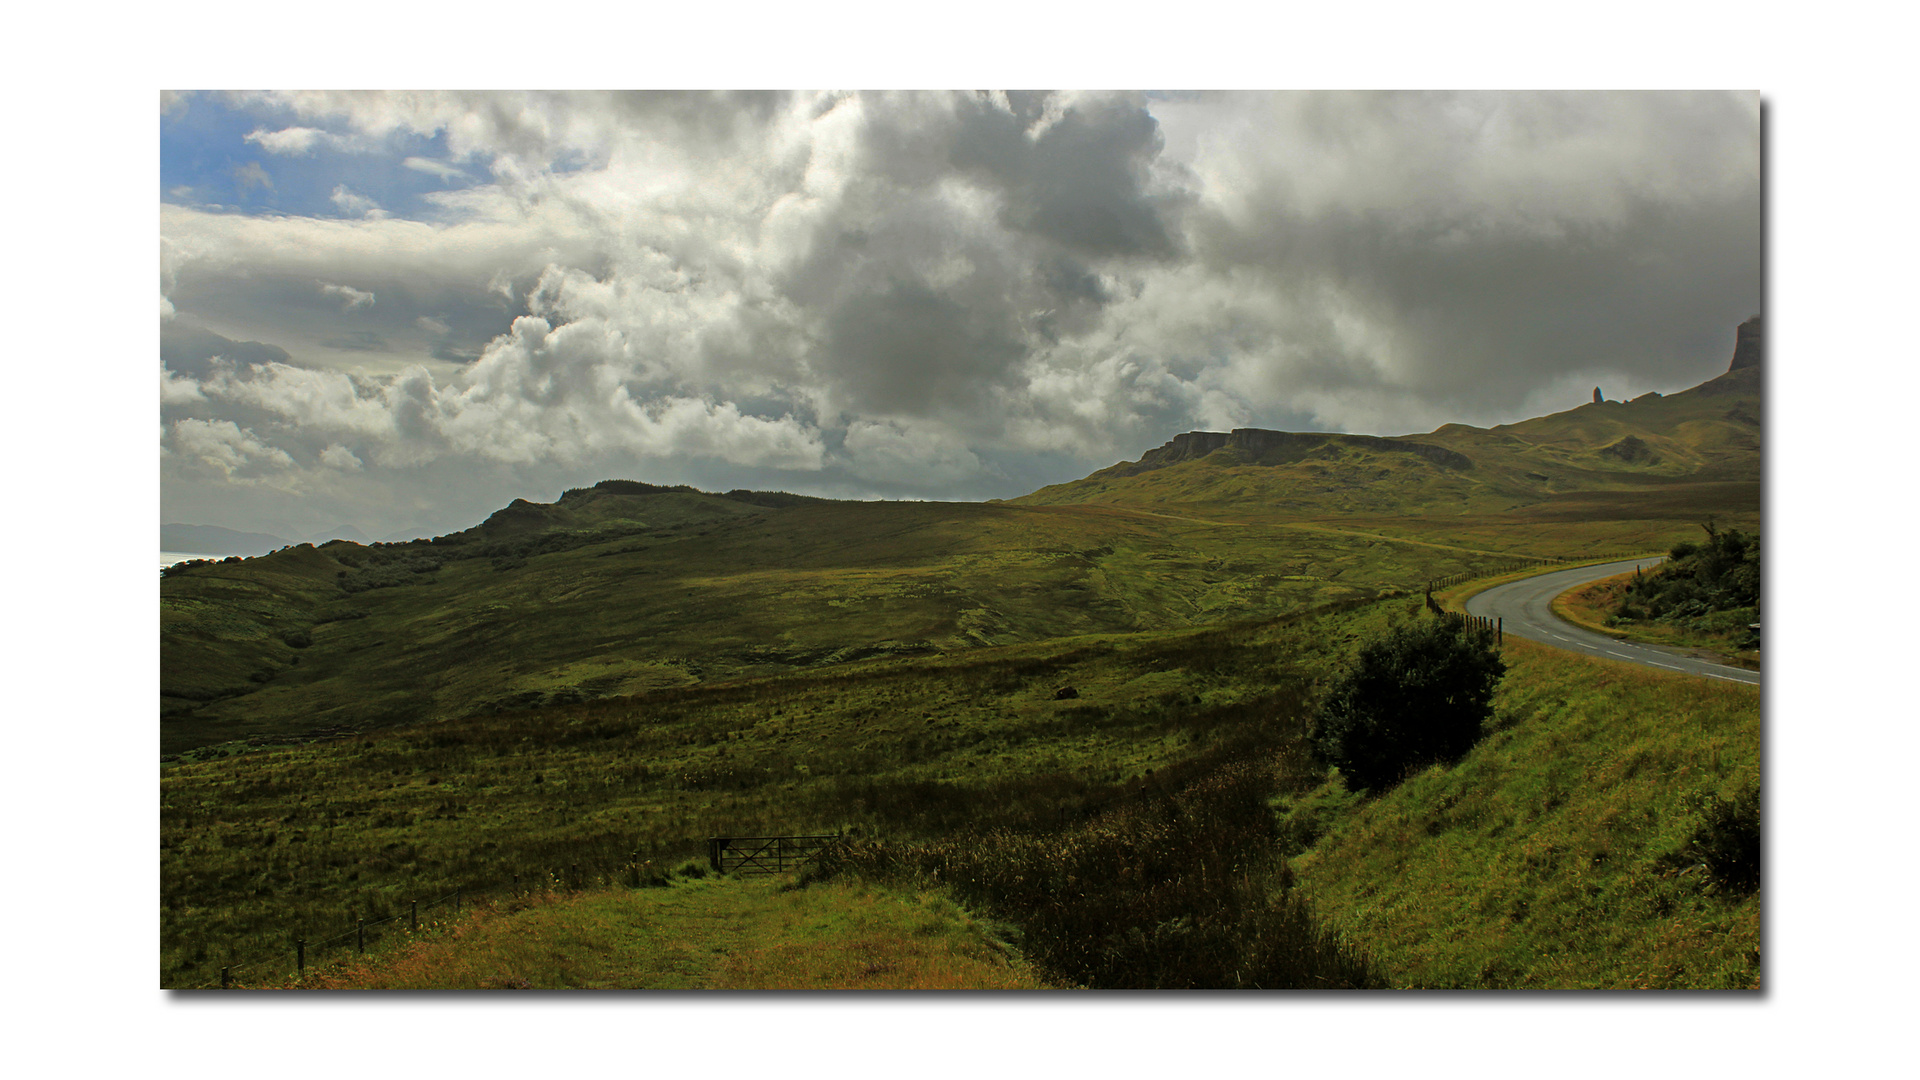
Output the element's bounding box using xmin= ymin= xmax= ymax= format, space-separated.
xmin=259 ymin=877 xmax=1052 ymax=990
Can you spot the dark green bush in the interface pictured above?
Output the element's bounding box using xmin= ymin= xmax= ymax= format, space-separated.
xmin=1623 ymin=523 xmax=1760 ymax=627
xmin=1312 ymin=617 xmax=1505 ymax=792
xmin=1679 ymin=781 xmax=1761 ymax=894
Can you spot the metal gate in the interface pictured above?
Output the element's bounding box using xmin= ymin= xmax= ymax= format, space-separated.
xmin=707 ymin=834 xmax=839 ymax=875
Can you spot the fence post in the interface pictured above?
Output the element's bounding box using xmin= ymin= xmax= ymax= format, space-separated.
xmin=1498 ymin=617 xmax=1503 ymax=645
xmin=356 ymin=919 xmax=364 ymax=954
xmin=410 ymin=900 xmax=418 ymax=932
xmin=221 ymin=966 xmax=230 ymax=989
xmin=296 ymin=938 xmax=306 ymax=974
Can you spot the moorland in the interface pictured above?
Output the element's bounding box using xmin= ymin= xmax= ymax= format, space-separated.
xmin=161 ymin=325 xmax=1762 ymax=990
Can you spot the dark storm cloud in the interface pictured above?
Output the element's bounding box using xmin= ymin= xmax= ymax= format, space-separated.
xmin=767 ymin=91 xmax=1193 ymax=424
xmin=820 ymin=281 xmax=1025 ymax=415
xmin=949 ymin=92 xmax=1185 ymax=260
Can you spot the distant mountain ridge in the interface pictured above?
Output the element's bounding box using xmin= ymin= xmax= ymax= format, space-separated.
xmin=162 ymin=523 xmax=290 ymax=556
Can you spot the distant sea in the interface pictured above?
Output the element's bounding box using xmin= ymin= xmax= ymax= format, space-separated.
xmin=161 ymin=551 xmax=229 ymax=571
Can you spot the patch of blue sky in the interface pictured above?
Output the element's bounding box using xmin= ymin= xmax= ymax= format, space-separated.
xmin=161 ymin=93 xmax=484 ymax=222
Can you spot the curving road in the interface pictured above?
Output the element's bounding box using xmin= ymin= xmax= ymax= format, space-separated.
xmin=1463 ymin=557 xmax=1760 ymax=686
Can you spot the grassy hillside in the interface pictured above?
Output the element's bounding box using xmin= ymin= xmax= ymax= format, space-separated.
xmin=1016 ymin=365 xmax=1760 ymax=524
xmin=163 ymin=589 xmax=1758 ymax=990
xmin=1284 ymin=633 xmax=1760 ymax=989
xmin=162 ymin=608 xmax=1342 ymax=986
xmin=258 ymin=875 xmax=1053 ymax=990
xmin=163 ymin=487 xmax=1587 ymax=756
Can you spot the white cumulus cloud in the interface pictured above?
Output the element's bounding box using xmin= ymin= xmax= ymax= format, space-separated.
xmin=168 ymin=419 xmax=296 ymax=477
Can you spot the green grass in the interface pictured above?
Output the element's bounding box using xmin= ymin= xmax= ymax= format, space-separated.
xmin=162 ymin=496 xmax=1561 ymax=757
xmin=1284 ymin=635 xmax=1761 ymax=989
xmin=255 ymin=875 xmax=1053 ymax=990
xmin=163 ymin=591 xmax=1761 ymax=989
xmin=161 ymin=608 xmax=1353 ymax=987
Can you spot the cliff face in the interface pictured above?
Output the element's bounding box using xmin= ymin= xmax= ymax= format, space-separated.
xmin=1105 ymin=430 xmax=1234 ymax=477
xmin=1729 ymin=315 xmax=1763 ymax=370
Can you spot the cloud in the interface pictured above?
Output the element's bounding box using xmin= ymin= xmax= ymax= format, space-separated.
xmin=161 ymin=321 xmax=294 ymax=381
xmin=320 ymin=443 xmax=363 ymax=470
xmin=161 ymin=363 xmax=204 ymax=405
xmin=232 ymin=161 xmax=272 ymax=195
xmin=321 ymin=330 xmax=388 ymax=351
xmin=243 ymin=125 xmax=370 ymax=155
xmin=403 ymin=156 xmax=470 ymax=183
xmin=841 ymin=419 xmax=990 ymax=486
xmin=187 ymin=327 xmax=827 ymax=475
xmin=245 ymin=126 xmax=337 ymax=156
xmin=320 ymin=282 xmax=376 ymax=309
xmin=328 ymin=185 xmax=389 ymax=219
xmin=168 ymin=419 xmax=296 ymax=476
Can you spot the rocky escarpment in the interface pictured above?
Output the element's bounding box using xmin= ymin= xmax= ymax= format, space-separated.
xmin=1729 ymin=315 xmax=1762 ymax=370
xmin=1099 ymin=427 xmax=1472 ymax=479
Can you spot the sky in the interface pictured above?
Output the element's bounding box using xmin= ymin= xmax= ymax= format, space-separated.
xmin=160 ymin=89 xmax=1760 ymax=540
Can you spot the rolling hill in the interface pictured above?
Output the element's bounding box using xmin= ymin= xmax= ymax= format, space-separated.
xmin=160 ymin=323 xmax=1759 ymax=757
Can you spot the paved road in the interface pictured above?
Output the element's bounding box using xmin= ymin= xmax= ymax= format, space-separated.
xmin=1463 ymin=557 xmax=1760 ymax=686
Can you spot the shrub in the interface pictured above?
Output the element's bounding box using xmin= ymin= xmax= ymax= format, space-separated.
xmin=1312 ymin=617 xmax=1505 ymax=792
xmin=1677 ymin=781 xmax=1761 ymax=894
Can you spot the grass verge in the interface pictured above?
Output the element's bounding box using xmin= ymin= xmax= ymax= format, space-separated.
xmin=1555 ymin=572 xmax=1760 ymax=670
xmin=255 ymin=874 xmax=1052 ymax=990
xmin=1283 ymin=636 xmax=1761 ymax=989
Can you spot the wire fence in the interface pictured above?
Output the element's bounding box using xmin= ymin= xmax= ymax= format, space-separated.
xmin=1422 ymin=550 xmax=1660 ymax=594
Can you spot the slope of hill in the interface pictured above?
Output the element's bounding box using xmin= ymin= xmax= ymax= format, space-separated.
xmin=161 ymin=483 xmax=1531 ymax=755
xmin=1016 ymin=364 xmax=1759 ymax=518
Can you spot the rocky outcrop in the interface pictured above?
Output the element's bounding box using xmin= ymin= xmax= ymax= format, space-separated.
xmin=1729 ymin=315 xmax=1762 ymax=370
xmin=1598 ymin=434 xmax=1657 ymax=464
xmin=1593 ymin=387 xmax=1604 ymax=404
xmin=1102 ymin=431 xmax=1234 ymax=477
